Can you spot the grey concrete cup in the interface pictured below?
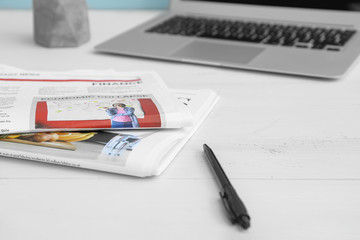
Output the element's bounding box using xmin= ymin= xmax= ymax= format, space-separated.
xmin=33 ymin=0 xmax=90 ymax=48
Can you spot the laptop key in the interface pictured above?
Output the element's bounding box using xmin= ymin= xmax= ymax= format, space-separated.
xmin=312 ymin=43 xmax=327 ymax=49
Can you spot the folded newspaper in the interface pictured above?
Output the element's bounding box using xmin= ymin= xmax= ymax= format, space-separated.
xmin=0 ymin=65 xmax=218 ymax=177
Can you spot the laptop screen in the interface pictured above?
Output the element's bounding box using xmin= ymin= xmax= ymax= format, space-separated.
xmin=186 ymin=0 xmax=360 ymax=11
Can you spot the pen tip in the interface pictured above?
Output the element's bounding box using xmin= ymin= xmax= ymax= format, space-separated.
xmin=238 ymin=215 xmax=250 ymax=229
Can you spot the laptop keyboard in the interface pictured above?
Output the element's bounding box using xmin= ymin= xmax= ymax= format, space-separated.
xmin=146 ymin=15 xmax=357 ymax=51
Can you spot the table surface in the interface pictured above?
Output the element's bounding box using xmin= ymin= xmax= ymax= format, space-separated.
xmin=1 ymin=10 xmax=360 ymax=240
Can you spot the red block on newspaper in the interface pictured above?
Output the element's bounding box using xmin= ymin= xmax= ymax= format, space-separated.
xmin=35 ymin=98 xmax=161 ymax=130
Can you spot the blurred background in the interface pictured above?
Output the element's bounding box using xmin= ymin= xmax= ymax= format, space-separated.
xmin=0 ymin=0 xmax=169 ymax=9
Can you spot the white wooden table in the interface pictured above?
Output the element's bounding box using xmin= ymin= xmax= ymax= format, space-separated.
xmin=1 ymin=10 xmax=360 ymax=240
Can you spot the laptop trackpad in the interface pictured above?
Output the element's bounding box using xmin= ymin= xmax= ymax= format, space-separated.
xmin=171 ymin=40 xmax=264 ymax=65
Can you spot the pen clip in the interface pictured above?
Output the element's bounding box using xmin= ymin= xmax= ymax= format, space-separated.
xmin=219 ymin=190 xmax=237 ymax=223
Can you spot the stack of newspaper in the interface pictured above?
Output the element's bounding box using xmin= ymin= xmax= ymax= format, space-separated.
xmin=0 ymin=65 xmax=218 ymax=177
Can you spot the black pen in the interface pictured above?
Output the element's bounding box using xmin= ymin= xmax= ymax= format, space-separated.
xmin=203 ymin=144 xmax=251 ymax=229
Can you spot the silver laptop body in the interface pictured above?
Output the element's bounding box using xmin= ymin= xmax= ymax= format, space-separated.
xmin=95 ymin=0 xmax=360 ymax=79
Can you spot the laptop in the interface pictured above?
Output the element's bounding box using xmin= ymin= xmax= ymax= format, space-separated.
xmin=95 ymin=0 xmax=360 ymax=79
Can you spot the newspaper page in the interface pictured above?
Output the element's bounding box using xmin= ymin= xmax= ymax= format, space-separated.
xmin=0 ymin=89 xmax=219 ymax=177
xmin=0 ymin=67 xmax=192 ymax=134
